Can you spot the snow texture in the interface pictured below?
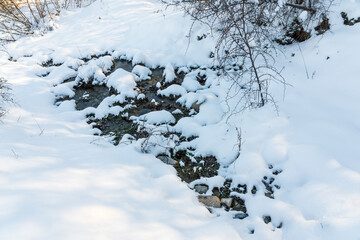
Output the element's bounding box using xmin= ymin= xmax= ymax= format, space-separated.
xmin=0 ymin=0 xmax=360 ymax=239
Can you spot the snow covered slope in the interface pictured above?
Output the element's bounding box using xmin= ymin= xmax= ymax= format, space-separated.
xmin=0 ymin=0 xmax=360 ymax=239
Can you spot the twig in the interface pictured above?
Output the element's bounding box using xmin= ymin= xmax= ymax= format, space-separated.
xmin=185 ymin=20 xmax=196 ymax=55
xmin=285 ymin=3 xmax=316 ymax=14
xmin=11 ymin=149 xmax=19 ymax=159
xmin=34 ymin=119 xmax=45 ymax=136
xmin=297 ymin=43 xmax=309 ymax=79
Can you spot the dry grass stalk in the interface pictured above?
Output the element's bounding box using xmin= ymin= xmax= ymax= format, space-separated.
xmin=0 ymin=0 xmax=92 ymax=43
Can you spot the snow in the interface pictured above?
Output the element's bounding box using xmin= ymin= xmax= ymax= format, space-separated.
xmin=132 ymin=65 xmax=152 ymax=81
xmin=4 ymin=0 xmax=214 ymax=67
xmin=190 ymin=176 xmax=226 ymax=195
xmin=177 ymin=66 xmax=190 ymax=74
xmin=157 ymin=84 xmax=187 ymax=97
xmin=0 ymin=49 xmax=241 ymax=240
xmin=137 ymin=93 xmax=146 ymax=100
xmin=163 ymin=63 xmax=176 ymax=83
xmin=52 ymin=82 xmax=75 ymax=98
xmin=0 ymin=0 xmax=360 ymax=239
xmin=138 ymin=110 xmax=176 ymax=125
xmin=106 ymin=68 xmax=138 ymax=99
xmin=172 ymin=109 xmax=184 ymax=115
xmin=76 ymin=56 xmax=113 ymax=84
xmin=181 ymin=72 xmax=203 ymax=92
xmin=45 ymin=64 xmax=77 ymax=85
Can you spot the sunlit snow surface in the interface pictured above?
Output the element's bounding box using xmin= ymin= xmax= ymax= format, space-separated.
xmin=1 ymin=0 xmax=360 ymax=239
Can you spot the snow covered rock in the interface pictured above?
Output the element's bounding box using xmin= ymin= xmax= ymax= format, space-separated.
xmin=106 ymin=68 xmax=138 ymax=98
xmin=182 ymin=75 xmax=202 ymax=92
xmin=132 ymin=65 xmax=152 ymax=80
xmin=194 ymin=184 xmax=209 ymax=194
xmin=157 ymin=84 xmax=187 ymax=97
xmin=163 ymin=63 xmax=176 ymax=83
xmin=138 ymin=110 xmax=175 ymax=125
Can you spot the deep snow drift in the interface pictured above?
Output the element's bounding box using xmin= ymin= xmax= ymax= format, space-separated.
xmin=0 ymin=0 xmax=360 ymax=239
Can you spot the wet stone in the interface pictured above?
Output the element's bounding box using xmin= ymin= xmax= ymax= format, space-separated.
xmin=221 ymin=198 xmax=233 ymax=208
xmin=251 ymin=185 xmax=257 ymax=195
xmin=194 ymin=184 xmax=209 ymax=194
xmin=263 ymin=215 xmax=272 ymax=224
xmin=234 ymin=212 xmax=248 ymax=220
xmin=265 ymin=192 xmax=274 ymax=199
xmin=272 ymin=169 xmax=283 ymax=175
xmin=173 ymin=151 xmax=219 ymax=183
xmin=269 ymin=177 xmax=275 ymax=184
xmin=232 ymin=198 xmax=247 ymax=212
xmin=233 ymin=184 xmax=247 ymax=194
xmin=262 ymin=178 xmax=275 ymax=199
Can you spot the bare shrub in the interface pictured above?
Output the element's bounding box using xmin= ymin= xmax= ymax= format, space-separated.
xmin=162 ymin=0 xmax=333 ymax=111
xmin=0 ymin=77 xmax=14 ymax=119
xmin=0 ymin=0 xmax=94 ymax=42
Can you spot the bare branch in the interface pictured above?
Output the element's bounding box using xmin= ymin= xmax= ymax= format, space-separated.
xmin=285 ymin=3 xmax=316 ymax=13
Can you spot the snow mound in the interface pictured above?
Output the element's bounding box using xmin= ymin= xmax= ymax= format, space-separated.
xmin=163 ymin=63 xmax=176 ymax=83
xmin=157 ymin=84 xmax=187 ymax=97
xmin=76 ymin=56 xmax=114 ymax=84
xmin=138 ymin=110 xmax=176 ymax=125
xmin=106 ymin=69 xmax=138 ymax=99
xmin=132 ymin=65 xmax=152 ymax=80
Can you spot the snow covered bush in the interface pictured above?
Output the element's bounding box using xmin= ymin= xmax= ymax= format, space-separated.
xmin=0 ymin=77 xmax=14 ymax=119
xmin=0 ymin=0 xmax=94 ymax=42
xmin=162 ymin=0 xmax=333 ymax=110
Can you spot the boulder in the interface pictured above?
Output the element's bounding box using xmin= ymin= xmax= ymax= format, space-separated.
xmin=198 ymin=195 xmax=221 ymax=208
xmin=221 ymin=198 xmax=233 ymax=208
xmin=263 ymin=215 xmax=272 ymax=224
